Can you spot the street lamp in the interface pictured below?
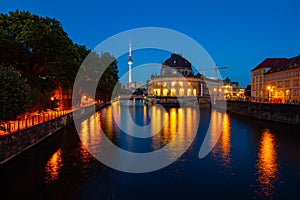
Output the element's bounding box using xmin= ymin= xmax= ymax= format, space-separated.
xmin=213 ymin=88 xmax=217 ymax=103
xmin=267 ymin=86 xmax=271 ymax=102
xmin=224 ymin=89 xmax=229 ymax=100
xmin=286 ymin=89 xmax=292 ymax=103
xmin=267 ymin=85 xmax=275 ymax=103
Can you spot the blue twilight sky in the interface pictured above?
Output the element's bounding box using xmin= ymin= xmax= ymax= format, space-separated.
xmin=1 ymin=0 xmax=300 ymax=87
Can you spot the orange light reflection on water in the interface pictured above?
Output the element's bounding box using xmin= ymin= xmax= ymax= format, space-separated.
xmin=105 ymin=106 xmax=113 ymax=140
xmin=210 ymin=111 xmax=231 ymax=167
xmin=79 ymin=112 xmax=102 ymax=162
xmin=151 ymin=106 xmax=164 ymax=149
xmin=256 ymin=129 xmax=279 ymax=198
xmin=151 ymin=107 xmax=198 ymax=161
xmin=210 ymin=110 xmax=219 ymax=151
xmin=169 ymin=108 xmax=178 ymax=144
xmin=220 ymin=113 xmax=231 ymax=165
xmin=45 ymin=148 xmax=63 ymax=183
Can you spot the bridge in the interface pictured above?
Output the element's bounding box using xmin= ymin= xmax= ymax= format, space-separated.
xmin=114 ymin=95 xmax=211 ymax=107
xmin=117 ymin=95 xmax=145 ymax=101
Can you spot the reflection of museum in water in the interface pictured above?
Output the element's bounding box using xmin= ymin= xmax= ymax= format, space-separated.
xmin=148 ymin=54 xmax=219 ymax=98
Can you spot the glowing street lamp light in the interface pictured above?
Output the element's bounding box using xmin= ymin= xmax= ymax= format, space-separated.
xmin=267 ymin=85 xmax=276 ymax=103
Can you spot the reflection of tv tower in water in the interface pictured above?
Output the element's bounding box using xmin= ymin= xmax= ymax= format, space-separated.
xmin=126 ymin=40 xmax=136 ymax=89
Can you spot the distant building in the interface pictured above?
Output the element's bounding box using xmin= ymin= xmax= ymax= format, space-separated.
xmin=147 ymin=54 xmax=220 ymax=98
xmin=251 ymin=55 xmax=300 ymax=103
xmin=243 ymin=85 xmax=251 ymax=102
xmin=51 ymin=86 xmax=72 ymax=110
xmin=220 ymin=77 xmax=244 ymax=100
xmin=126 ymin=82 xmax=136 ymax=89
xmin=52 ymin=86 xmax=95 ymax=110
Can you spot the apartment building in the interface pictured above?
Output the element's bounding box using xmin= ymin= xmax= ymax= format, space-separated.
xmin=251 ymin=55 xmax=300 ymax=103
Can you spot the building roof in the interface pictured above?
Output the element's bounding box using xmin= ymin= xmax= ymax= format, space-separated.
xmin=162 ymin=54 xmax=191 ymax=69
xmin=251 ymin=58 xmax=288 ymax=71
xmin=251 ymin=55 xmax=300 ymax=73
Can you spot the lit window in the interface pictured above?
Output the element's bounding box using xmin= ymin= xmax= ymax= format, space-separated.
xmin=171 ymin=88 xmax=176 ymax=96
xmin=285 ymin=90 xmax=290 ymax=96
xmin=187 ymin=88 xmax=192 ymax=96
xmin=157 ymin=89 xmax=161 ymax=96
xmin=179 ymin=88 xmax=184 ymax=96
xmin=163 ymin=89 xmax=168 ymax=96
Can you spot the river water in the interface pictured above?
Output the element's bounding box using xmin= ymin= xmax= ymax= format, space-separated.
xmin=1 ymin=101 xmax=300 ymax=199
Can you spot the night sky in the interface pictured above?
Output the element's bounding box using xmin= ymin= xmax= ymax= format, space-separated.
xmin=1 ymin=0 xmax=300 ymax=87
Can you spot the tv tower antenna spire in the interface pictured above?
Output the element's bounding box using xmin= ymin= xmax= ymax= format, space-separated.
xmin=128 ymin=39 xmax=133 ymax=83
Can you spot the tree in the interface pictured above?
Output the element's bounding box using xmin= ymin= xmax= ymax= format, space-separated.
xmin=0 ymin=66 xmax=32 ymax=124
xmin=96 ymin=53 xmax=119 ymax=102
xmin=0 ymin=10 xmax=84 ymax=110
xmin=75 ymin=51 xmax=119 ymax=103
xmin=133 ymin=88 xmax=144 ymax=95
xmin=0 ymin=10 xmax=119 ymax=109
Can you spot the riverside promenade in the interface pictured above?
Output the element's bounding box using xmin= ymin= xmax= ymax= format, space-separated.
xmin=0 ymin=110 xmax=71 ymax=136
xmin=0 ymin=103 xmax=105 ymax=164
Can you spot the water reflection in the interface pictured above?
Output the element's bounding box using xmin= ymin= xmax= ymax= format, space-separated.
xmin=210 ymin=110 xmax=223 ymax=150
xmin=169 ymin=108 xmax=178 ymax=145
xmin=45 ymin=148 xmax=63 ymax=183
xmin=104 ymin=106 xmax=113 ymax=140
xmin=80 ymin=113 xmax=102 ymax=153
xmin=151 ymin=107 xmax=198 ymax=161
xmin=3 ymin=104 xmax=299 ymax=199
xmin=210 ymin=111 xmax=232 ymax=167
xmin=220 ymin=113 xmax=231 ymax=166
xmin=74 ymin=104 xmax=282 ymax=197
xmin=256 ymin=129 xmax=279 ymax=198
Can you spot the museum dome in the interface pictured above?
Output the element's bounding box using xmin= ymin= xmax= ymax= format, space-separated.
xmin=163 ymin=54 xmax=192 ymax=68
xmin=161 ymin=54 xmax=193 ymax=76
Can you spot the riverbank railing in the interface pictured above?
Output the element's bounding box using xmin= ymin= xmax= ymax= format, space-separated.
xmin=0 ymin=110 xmax=72 ymax=136
xmin=0 ymin=102 xmax=105 ymax=136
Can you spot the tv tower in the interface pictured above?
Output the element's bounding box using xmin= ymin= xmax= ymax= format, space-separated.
xmin=128 ymin=40 xmax=133 ymax=83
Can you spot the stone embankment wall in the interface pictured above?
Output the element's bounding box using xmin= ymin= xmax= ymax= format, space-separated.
xmin=221 ymin=101 xmax=300 ymax=126
xmin=0 ymin=103 xmax=105 ymax=164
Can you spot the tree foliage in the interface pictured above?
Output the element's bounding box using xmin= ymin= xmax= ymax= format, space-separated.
xmin=0 ymin=66 xmax=32 ymax=122
xmin=76 ymin=51 xmax=119 ymax=103
xmin=96 ymin=53 xmax=119 ymax=102
xmin=0 ymin=10 xmax=120 ymax=114
xmin=0 ymin=10 xmax=85 ymax=110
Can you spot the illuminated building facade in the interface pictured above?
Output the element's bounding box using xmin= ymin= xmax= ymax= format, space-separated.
xmin=51 ymin=86 xmax=72 ymax=110
xmin=148 ymin=54 xmax=219 ymax=98
xmin=251 ymin=55 xmax=300 ymax=103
